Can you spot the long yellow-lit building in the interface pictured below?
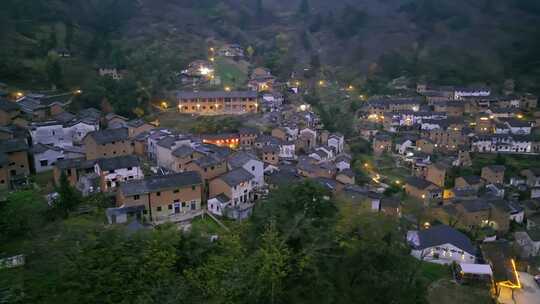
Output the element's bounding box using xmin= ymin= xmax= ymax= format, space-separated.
xmin=176 ymin=91 xmax=259 ymax=115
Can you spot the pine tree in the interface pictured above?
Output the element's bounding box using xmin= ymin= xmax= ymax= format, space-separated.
xmin=297 ymin=0 xmax=310 ymax=16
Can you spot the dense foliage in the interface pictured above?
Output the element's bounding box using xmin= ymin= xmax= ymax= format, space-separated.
xmin=0 ymin=181 xmax=430 ymax=303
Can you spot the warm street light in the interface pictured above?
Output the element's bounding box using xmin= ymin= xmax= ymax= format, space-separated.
xmin=74 ymin=89 xmax=82 ymax=95
xmin=224 ymin=86 xmax=231 ymax=92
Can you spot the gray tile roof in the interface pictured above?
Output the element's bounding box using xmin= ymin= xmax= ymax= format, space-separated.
xmin=55 ymin=157 xmax=96 ymax=170
xmin=228 ymin=151 xmax=259 ymax=168
xmin=97 ymin=155 xmax=140 ymax=171
xmin=0 ymin=98 xmax=20 ymax=112
xmin=406 ymin=177 xmax=435 ymax=190
xmin=417 ymin=225 xmax=475 ymax=254
xmin=0 ymin=138 xmax=28 ymax=153
xmin=193 ymin=155 xmax=223 ymax=168
xmin=120 ymin=171 xmax=202 ymax=196
xmin=210 ymin=193 xmax=231 ymax=204
xmin=460 ymin=199 xmax=490 ymax=212
xmin=219 ymin=168 xmax=254 ymax=187
xmin=85 ymin=128 xmax=129 ymax=144
xmin=172 ymin=145 xmax=195 ymax=158
xmin=176 ymin=91 xmax=257 ymax=99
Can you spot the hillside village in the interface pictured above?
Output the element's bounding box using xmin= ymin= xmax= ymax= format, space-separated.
xmin=2 ymin=38 xmax=540 ymax=304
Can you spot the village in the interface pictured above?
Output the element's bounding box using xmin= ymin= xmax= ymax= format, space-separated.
xmin=1 ymin=40 xmax=540 ymax=304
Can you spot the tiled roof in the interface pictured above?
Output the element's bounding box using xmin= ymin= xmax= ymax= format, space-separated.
xmin=120 ymin=171 xmax=202 ymax=196
xmin=417 ymin=225 xmax=475 ymax=254
xmin=97 ymin=155 xmax=140 ymax=171
xmin=85 ymin=128 xmax=129 ymax=144
xmin=219 ymin=168 xmax=254 ymax=187
xmin=176 ymin=91 xmax=257 ymax=99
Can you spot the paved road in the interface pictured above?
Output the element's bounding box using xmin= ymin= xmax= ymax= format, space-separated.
xmin=499 ymin=272 xmax=540 ymax=304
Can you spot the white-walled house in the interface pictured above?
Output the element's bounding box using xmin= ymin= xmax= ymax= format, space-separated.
xmin=471 ymin=134 xmax=532 ymax=154
xmin=31 ymin=144 xmax=85 ymax=172
xmin=208 ymin=168 xmax=256 ymax=220
xmin=454 ymin=87 xmax=491 ymax=100
xmin=30 ymin=119 xmax=98 ymax=148
xmin=65 ymin=119 xmax=99 ymax=143
xmin=227 ymin=151 xmax=265 ymax=187
xmin=279 ymin=141 xmax=296 ymax=160
xmin=30 ymin=121 xmax=72 ymax=147
xmin=407 ymin=225 xmax=476 ymax=264
xmin=328 ymin=133 xmax=345 ymax=154
xmin=95 ymin=155 xmax=143 ymax=192
xmin=335 ymin=154 xmax=352 ymax=171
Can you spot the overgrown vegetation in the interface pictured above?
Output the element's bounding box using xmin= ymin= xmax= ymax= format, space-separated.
xmin=1 ymin=181 xmax=435 ymax=303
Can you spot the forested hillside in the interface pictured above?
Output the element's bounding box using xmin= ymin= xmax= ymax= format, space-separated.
xmin=1 ymin=0 xmax=540 ymax=108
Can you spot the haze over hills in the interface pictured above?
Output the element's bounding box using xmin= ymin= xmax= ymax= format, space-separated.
xmin=1 ymin=0 xmax=540 ymax=94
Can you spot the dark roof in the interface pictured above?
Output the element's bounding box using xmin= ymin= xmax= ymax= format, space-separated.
xmin=0 ymin=98 xmax=20 ymax=112
xmin=172 ymin=145 xmax=195 ymax=158
xmin=460 ymin=199 xmax=491 ymax=212
xmin=417 ymin=225 xmax=475 ymax=254
xmin=31 ymin=143 xmax=61 ymax=154
xmin=481 ymin=241 xmax=517 ymax=285
xmin=97 ymin=155 xmax=140 ymax=171
xmin=262 ymin=144 xmax=279 ymax=153
xmin=219 ymin=168 xmax=254 ymax=187
xmin=228 ymin=151 xmax=259 ymax=168
xmin=193 ymin=155 xmax=223 ymax=168
xmin=55 ymin=157 xmax=96 ymax=170
xmin=120 ymin=171 xmax=202 ymax=196
xmin=210 ymin=193 xmax=230 ymax=204
xmin=176 ymin=91 xmax=258 ymax=99
xmin=266 ymin=170 xmax=301 ymax=186
xmin=0 ymin=138 xmax=28 ymax=153
xmin=85 ymin=128 xmax=129 ymax=144
xmin=406 ymin=177 xmax=436 ymax=190
xmin=484 ymin=165 xmax=505 ymax=173
xmin=381 ymin=197 xmax=400 ymax=209
xmin=459 ymin=175 xmax=483 ymax=185
xmin=127 ymin=119 xmax=150 ymax=128
xmin=338 ymin=169 xmax=355 ymax=178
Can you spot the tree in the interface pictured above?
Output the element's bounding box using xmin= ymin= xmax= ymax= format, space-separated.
xmin=51 ymin=173 xmax=82 ymax=219
xmin=0 ymin=191 xmax=46 ymax=241
xmin=45 ymin=55 xmax=63 ymax=89
xmin=297 ymin=0 xmax=310 ymax=16
xmin=256 ymin=0 xmax=264 ymax=19
xmin=251 ymin=221 xmax=291 ymax=304
xmin=65 ymin=20 xmax=75 ymax=50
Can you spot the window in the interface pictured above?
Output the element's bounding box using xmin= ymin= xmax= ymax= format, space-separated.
xmin=252 ymin=166 xmax=255 ymax=171
xmin=156 ymin=191 xmax=161 ymax=196
xmin=134 ymin=195 xmax=140 ymax=200
xmin=109 ymin=170 xmax=115 ymax=174
xmin=40 ymin=160 xmax=48 ymax=167
xmin=173 ymin=189 xmax=179 ymax=193
xmin=0 ymin=180 xmax=4 ymax=184
xmin=210 ymin=166 xmax=215 ymax=170
xmin=157 ymin=206 xmax=162 ymax=212
xmin=127 ymin=167 xmax=132 ymax=171
xmin=168 ymin=204 xmax=172 ymax=210
xmin=192 ymin=185 xmax=196 ymax=190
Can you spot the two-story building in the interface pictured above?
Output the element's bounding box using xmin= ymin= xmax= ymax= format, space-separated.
xmin=115 ymin=171 xmax=203 ymax=224
xmin=95 ymin=155 xmax=144 ymax=192
xmin=82 ymin=128 xmax=133 ymax=160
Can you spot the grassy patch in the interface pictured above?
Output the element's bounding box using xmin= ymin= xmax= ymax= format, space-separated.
xmin=471 ymin=153 xmax=540 ymax=178
xmin=420 ymin=262 xmax=450 ymax=281
xmin=214 ymin=57 xmax=248 ymax=89
xmin=427 ymin=279 xmax=492 ymax=304
xmin=191 ymin=216 xmax=223 ymax=235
